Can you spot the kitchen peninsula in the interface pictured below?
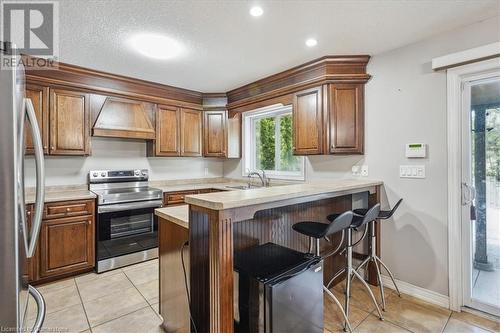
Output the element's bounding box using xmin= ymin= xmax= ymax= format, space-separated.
xmin=156 ymin=179 xmax=383 ymax=333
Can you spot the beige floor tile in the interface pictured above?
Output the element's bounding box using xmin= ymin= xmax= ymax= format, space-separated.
xmin=123 ymin=262 xmax=158 ymax=286
xmin=324 ymin=294 xmax=371 ymax=332
xmin=37 ymin=277 xmax=75 ymax=293
xmin=28 ymin=303 xmax=89 ymax=333
xmin=443 ymin=318 xmax=495 ymax=333
xmin=136 ymin=278 xmax=159 ymax=304
xmin=151 ymin=302 xmax=160 ymax=316
xmin=332 ymin=278 xmax=394 ymax=313
xmin=92 ymin=307 xmax=163 ymax=333
xmin=355 ymin=314 xmax=412 ymax=332
xmin=83 ymin=287 xmax=149 ymax=327
xmin=28 ymin=284 xmax=81 ymax=318
xmin=75 ymin=268 xmax=122 ymax=284
xmin=381 ymin=294 xmax=451 ymax=333
xmin=451 ymin=311 xmax=500 ymax=332
xmin=77 ymin=272 xmax=134 ymax=302
xmin=122 ymin=259 xmax=158 ymax=272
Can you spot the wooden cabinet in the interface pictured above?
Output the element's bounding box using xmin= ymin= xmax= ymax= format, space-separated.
xmin=39 ymin=214 xmax=95 ymax=279
xmin=25 ymin=84 xmax=49 ymax=154
xmin=154 ymin=105 xmax=180 ymax=156
xmin=328 ymin=84 xmax=364 ymax=154
xmin=27 ymin=199 xmax=95 ymax=283
xmin=49 ymin=88 xmax=90 ymax=155
xmin=292 ymin=86 xmax=323 ymax=155
xmin=203 ymin=110 xmax=227 ymax=157
xmin=180 ymin=108 xmax=202 ymax=157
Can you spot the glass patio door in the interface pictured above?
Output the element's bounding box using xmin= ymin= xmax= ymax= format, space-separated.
xmin=462 ymin=75 xmax=500 ymax=316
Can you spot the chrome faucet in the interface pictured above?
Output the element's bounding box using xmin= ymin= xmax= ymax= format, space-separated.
xmin=247 ymin=170 xmax=270 ymax=187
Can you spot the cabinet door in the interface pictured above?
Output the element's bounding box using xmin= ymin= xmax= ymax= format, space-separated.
xmin=329 ymin=84 xmax=364 ymax=154
xmin=156 ymin=105 xmax=180 ymax=156
xmin=25 ymin=84 xmax=49 ymax=154
xmin=39 ymin=215 xmax=95 ymax=278
xmin=203 ymin=110 xmax=227 ymax=157
xmin=180 ymin=108 xmax=202 ymax=157
xmin=292 ymin=86 xmax=323 ymax=155
xmin=49 ymin=88 xmax=90 ymax=155
xmin=24 ymin=205 xmax=38 ymax=283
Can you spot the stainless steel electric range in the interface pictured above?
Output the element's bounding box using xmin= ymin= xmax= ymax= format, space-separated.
xmin=89 ymin=169 xmax=163 ymax=273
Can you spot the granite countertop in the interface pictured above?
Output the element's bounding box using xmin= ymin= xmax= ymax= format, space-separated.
xmin=155 ymin=205 xmax=189 ymax=229
xmin=184 ymin=179 xmax=383 ymax=210
xmin=149 ymin=177 xmax=290 ymax=193
xmin=25 ymin=185 xmax=96 ymax=204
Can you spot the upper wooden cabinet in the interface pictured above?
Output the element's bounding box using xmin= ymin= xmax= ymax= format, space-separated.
xmin=154 ymin=105 xmax=181 ymax=156
xmin=25 ymin=84 xmax=49 ymax=154
xmin=292 ymin=86 xmax=323 ymax=155
xmin=49 ymin=88 xmax=90 ymax=155
xmin=328 ymin=84 xmax=364 ymax=154
xmin=203 ymin=110 xmax=227 ymax=157
xmin=180 ymin=108 xmax=202 ymax=157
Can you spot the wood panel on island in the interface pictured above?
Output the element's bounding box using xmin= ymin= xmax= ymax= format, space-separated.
xmin=26 ymin=199 xmax=96 ymax=284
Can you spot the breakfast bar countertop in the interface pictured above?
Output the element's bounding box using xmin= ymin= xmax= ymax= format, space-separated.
xmin=184 ymin=178 xmax=383 ymax=210
xmin=155 ymin=205 xmax=189 ymax=229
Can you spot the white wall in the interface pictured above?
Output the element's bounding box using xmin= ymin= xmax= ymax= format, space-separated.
xmin=25 ymin=137 xmax=224 ymax=187
xmin=224 ymin=15 xmax=500 ymax=296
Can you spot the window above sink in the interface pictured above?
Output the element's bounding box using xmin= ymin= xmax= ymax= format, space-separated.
xmin=242 ymin=104 xmax=305 ymax=181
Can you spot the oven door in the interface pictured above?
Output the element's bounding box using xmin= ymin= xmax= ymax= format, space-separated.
xmin=96 ymin=199 xmax=162 ymax=263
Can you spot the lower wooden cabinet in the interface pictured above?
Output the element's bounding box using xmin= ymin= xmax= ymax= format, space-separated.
xmin=28 ymin=199 xmax=95 ymax=283
xmin=39 ymin=214 xmax=95 ymax=279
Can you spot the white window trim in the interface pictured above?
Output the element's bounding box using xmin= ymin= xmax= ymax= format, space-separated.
xmin=242 ymin=104 xmax=305 ymax=181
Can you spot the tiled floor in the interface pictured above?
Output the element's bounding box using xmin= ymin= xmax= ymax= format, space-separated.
xmin=30 ymin=259 xmax=499 ymax=333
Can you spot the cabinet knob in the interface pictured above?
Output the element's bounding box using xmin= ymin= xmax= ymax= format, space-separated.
xmin=50 ymin=146 xmax=55 ymax=150
xmin=43 ymin=145 xmax=47 ymax=149
xmin=88 ymin=220 xmax=92 ymax=225
xmin=66 ymin=208 xmax=70 ymax=212
xmin=27 ymin=211 xmax=31 ymax=216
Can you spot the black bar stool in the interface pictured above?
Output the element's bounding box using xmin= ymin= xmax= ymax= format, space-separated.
xmin=292 ymin=211 xmax=354 ymax=333
xmin=326 ymin=204 xmax=384 ymax=330
xmin=352 ymin=199 xmax=403 ymax=310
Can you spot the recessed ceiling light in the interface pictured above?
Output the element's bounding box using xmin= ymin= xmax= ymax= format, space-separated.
xmin=305 ymin=38 xmax=318 ymax=47
xmin=250 ymin=6 xmax=263 ymax=17
xmin=128 ymin=33 xmax=184 ymax=60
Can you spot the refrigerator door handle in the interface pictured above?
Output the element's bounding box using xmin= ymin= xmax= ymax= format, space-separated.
xmin=28 ymin=285 xmax=45 ymax=333
xmin=24 ymin=98 xmax=45 ymax=258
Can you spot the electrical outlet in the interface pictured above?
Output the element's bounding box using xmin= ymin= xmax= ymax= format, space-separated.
xmin=204 ymin=167 xmax=209 ymax=176
xmin=400 ymin=165 xmax=425 ymax=178
xmin=361 ymin=165 xmax=369 ymax=177
xmin=351 ymin=165 xmax=360 ymax=176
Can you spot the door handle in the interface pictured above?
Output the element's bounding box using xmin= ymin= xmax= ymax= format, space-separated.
xmin=461 ymin=182 xmax=475 ymax=206
xmin=28 ymin=285 xmax=46 ymax=333
xmin=24 ymin=98 xmax=45 ymax=258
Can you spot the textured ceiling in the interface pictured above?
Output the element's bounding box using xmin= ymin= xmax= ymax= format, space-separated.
xmin=57 ymin=0 xmax=500 ymax=92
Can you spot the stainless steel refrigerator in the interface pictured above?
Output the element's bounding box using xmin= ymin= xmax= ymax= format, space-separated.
xmin=0 ymin=41 xmax=46 ymax=332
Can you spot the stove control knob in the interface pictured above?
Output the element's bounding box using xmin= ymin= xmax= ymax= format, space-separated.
xmin=101 ymin=172 xmax=106 ymax=177
xmin=141 ymin=171 xmax=148 ymax=176
xmin=135 ymin=170 xmax=140 ymax=176
xmin=92 ymin=172 xmax=98 ymax=178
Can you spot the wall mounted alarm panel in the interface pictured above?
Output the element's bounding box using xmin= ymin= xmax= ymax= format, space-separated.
xmin=405 ymin=143 xmax=426 ymax=158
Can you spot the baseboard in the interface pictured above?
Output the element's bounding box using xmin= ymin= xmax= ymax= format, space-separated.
xmin=381 ymin=275 xmax=450 ymax=309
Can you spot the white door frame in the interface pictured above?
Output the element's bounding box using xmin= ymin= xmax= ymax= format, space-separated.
xmin=447 ymin=57 xmax=500 ymax=312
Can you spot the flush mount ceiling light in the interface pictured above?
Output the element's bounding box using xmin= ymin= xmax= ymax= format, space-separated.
xmin=249 ymin=6 xmax=264 ymax=17
xmin=128 ymin=33 xmax=184 ymax=60
xmin=305 ymin=38 xmax=318 ymax=47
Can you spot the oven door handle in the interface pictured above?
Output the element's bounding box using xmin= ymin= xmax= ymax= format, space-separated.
xmin=98 ymin=199 xmax=163 ymax=213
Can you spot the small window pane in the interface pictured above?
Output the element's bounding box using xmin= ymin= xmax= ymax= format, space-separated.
xmin=255 ymin=117 xmax=275 ymax=170
xmin=279 ymin=115 xmax=301 ymax=171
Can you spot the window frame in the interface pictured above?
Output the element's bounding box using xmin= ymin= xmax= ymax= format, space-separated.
xmin=242 ymin=104 xmax=305 ymax=181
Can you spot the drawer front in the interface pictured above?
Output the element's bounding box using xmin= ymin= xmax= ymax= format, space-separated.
xmin=164 ymin=190 xmax=198 ymax=205
xmin=43 ymin=200 xmax=95 ymax=220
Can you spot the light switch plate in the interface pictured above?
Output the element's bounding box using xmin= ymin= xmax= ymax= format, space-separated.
xmin=400 ymin=165 xmax=425 ymax=178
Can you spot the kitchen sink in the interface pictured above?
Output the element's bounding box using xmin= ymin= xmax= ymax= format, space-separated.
xmin=225 ymin=184 xmax=261 ymax=190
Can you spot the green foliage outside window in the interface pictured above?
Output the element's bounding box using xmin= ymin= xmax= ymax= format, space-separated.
xmin=255 ymin=113 xmax=301 ymax=172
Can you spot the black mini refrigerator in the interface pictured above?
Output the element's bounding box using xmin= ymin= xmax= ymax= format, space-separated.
xmin=234 ymin=243 xmax=324 ymax=333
